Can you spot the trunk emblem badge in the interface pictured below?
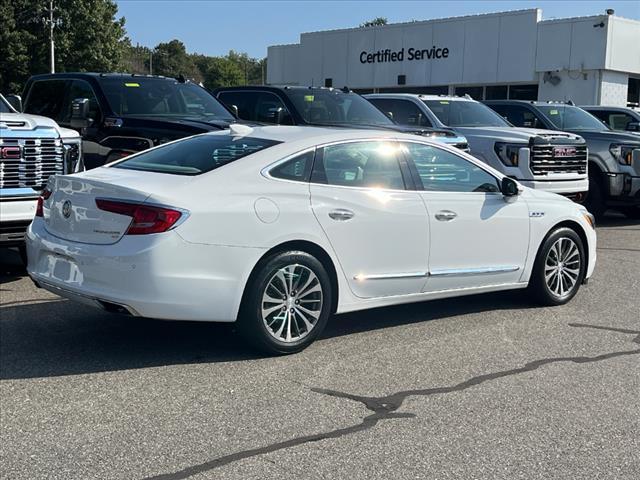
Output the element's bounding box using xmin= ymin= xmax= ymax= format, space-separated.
xmin=62 ymin=200 xmax=72 ymax=218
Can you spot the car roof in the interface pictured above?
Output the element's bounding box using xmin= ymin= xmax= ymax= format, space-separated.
xmin=580 ymin=105 xmax=639 ymax=112
xmin=213 ymin=85 xmax=350 ymax=94
xmin=27 ymin=73 xmax=179 ymax=82
xmin=366 ymin=93 xmax=477 ymax=102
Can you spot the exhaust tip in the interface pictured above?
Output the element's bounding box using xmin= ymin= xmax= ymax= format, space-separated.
xmin=98 ymin=300 xmax=133 ymax=316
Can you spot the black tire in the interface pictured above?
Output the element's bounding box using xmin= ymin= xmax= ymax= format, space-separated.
xmin=620 ymin=206 xmax=640 ymax=220
xmin=528 ymin=227 xmax=586 ymax=306
xmin=18 ymin=245 xmax=28 ymax=267
xmin=584 ymin=175 xmax=606 ymax=219
xmin=238 ymin=250 xmax=333 ymax=355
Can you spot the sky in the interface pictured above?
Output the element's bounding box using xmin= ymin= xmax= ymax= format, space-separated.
xmin=115 ymin=0 xmax=640 ymax=59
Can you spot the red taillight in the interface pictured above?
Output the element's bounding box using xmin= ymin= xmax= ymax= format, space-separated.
xmin=35 ymin=188 xmax=52 ymax=217
xmin=95 ymin=199 xmax=183 ymax=235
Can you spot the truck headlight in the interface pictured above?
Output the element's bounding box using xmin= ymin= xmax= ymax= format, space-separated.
xmin=494 ymin=142 xmax=528 ymax=167
xmin=609 ymin=144 xmax=639 ymax=166
xmin=63 ymin=138 xmax=84 ymax=173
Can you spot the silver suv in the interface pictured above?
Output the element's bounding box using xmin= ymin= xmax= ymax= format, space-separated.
xmin=366 ymin=94 xmax=588 ymax=201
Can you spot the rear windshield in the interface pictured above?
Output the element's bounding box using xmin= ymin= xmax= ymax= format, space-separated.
xmin=113 ymin=134 xmax=281 ymax=175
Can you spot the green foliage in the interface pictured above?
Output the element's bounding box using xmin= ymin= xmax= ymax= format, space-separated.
xmin=0 ymin=1 xmax=265 ymax=94
xmin=0 ymin=0 xmax=127 ymax=94
xmin=360 ymin=17 xmax=388 ymax=27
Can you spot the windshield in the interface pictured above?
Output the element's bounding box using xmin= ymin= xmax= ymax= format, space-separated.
xmin=536 ymin=105 xmax=608 ymax=131
xmin=423 ymin=100 xmax=510 ymax=127
xmin=114 ymin=134 xmax=280 ymax=175
xmin=285 ymin=89 xmax=394 ymax=127
xmin=98 ymin=78 xmax=235 ymax=121
xmin=0 ymin=96 xmax=14 ymax=113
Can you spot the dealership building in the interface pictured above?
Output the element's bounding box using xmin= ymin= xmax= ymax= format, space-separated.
xmin=267 ymin=8 xmax=640 ymax=106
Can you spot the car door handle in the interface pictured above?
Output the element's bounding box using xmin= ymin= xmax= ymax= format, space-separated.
xmin=328 ymin=209 xmax=355 ymax=221
xmin=435 ymin=210 xmax=457 ymax=221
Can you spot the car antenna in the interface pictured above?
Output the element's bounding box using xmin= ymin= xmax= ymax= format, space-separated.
xmin=566 ymin=100 xmax=575 ymax=106
xmin=342 ymin=86 xmax=350 ymax=93
xmin=177 ymin=74 xmax=186 ymax=83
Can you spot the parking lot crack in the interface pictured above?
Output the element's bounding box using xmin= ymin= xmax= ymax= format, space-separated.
xmin=143 ymin=323 xmax=640 ymax=480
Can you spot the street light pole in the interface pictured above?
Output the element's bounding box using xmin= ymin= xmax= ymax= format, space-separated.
xmin=48 ymin=0 xmax=55 ymax=73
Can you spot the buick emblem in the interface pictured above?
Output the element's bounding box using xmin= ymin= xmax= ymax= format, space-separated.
xmin=62 ymin=200 xmax=72 ymax=219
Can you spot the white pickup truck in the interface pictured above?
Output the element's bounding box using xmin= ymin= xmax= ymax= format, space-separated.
xmin=0 ymin=94 xmax=84 ymax=256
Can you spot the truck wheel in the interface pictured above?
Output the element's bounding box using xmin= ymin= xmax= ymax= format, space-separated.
xmin=528 ymin=227 xmax=585 ymax=306
xmin=238 ymin=251 xmax=332 ymax=355
xmin=620 ymin=206 xmax=640 ymax=219
xmin=584 ymin=176 xmax=606 ymax=219
xmin=18 ymin=245 xmax=28 ymax=267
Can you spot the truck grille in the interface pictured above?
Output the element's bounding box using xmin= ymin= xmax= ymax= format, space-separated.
xmin=0 ymin=138 xmax=64 ymax=189
xmin=530 ymin=145 xmax=588 ymax=176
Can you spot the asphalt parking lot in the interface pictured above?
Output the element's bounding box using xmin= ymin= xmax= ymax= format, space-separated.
xmin=1 ymin=216 xmax=639 ymax=480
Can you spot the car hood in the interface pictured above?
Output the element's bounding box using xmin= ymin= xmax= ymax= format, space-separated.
xmin=561 ymin=129 xmax=640 ymax=145
xmin=0 ymin=112 xmax=80 ymax=139
xmin=122 ymin=115 xmax=235 ymax=132
xmin=453 ymin=126 xmax=583 ymax=144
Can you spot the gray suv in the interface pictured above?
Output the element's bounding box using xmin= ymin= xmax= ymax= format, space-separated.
xmin=485 ymin=100 xmax=640 ymax=218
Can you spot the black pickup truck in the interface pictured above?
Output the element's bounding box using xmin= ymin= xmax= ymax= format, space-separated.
xmin=19 ymin=73 xmax=237 ymax=169
xmin=213 ymin=85 xmax=470 ymax=151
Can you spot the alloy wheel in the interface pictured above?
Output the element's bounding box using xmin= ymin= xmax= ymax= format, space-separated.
xmin=261 ymin=264 xmax=323 ymax=342
xmin=544 ymin=237 xmax=581 ymax=298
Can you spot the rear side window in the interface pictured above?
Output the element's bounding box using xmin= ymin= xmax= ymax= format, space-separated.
xmin=270 ymin=150 xmax=314 ymax=181
xmin=369 ymin=98 xmax=432 ymax=127
xmin=114 ymin=135 xmax=281 ymax=175
xmin=312 ymin=141 xmax=406 ymax=190
xmin=24 ymin=80 xmax=69 ymax=121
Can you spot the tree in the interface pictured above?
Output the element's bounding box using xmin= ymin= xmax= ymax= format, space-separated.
xmin=0 ymin=0 xmax=127 ymax=94
xmin=360 ymin=17 xmax=388 ymax=28
xmin=202 ymin=57 xmax=244 ymax=90
xmin=149 ymin=39 xmax=200 ymax=81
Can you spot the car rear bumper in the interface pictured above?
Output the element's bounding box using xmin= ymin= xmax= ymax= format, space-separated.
xmin=26 ymin=219 xmax=266 ymax=322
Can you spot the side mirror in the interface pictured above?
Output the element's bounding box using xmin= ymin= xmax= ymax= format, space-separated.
xmin=386 ymin=111 xmax=394 ymax=120
xmin=70 ymin=98 xmax=92 ymax=129
xmin=269 ymin=107 xmax=284 ymax=125
xmin=501 ymin=177 xmax=520 ymax=197
xmin=228 ymin=104 xmax=239 ymax=118
xmin=5 ymin=94 xmax=22 ymax=112
xmin=626 ymin=121 xmax=640 ymax=132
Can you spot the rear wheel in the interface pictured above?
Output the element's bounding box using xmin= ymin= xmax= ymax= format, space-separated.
xmin=528 ymin=227 xmax=585 ymax=306
xmin=238 ymin=251 xmax=332 ymax=355
xmin=18 ymin=245 xmax=28 ymax=266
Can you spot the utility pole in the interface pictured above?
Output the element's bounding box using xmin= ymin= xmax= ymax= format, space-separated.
xmin=149 ymin=51 xmax=153 ymax=75
xmin=43 ymin=0 xmax=56 ymax=73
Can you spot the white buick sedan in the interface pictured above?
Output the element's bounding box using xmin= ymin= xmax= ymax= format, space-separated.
xmin=27 ymin=125 xmax=596 ymax=354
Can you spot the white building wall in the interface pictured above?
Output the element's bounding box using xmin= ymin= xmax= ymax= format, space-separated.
xmin=599 ymin=70 xmax=630 ymax=106
xmin=537 ymin=69 xmax=599 ymax=104
xmin=606 ymin=16 xmax=640 ymax=74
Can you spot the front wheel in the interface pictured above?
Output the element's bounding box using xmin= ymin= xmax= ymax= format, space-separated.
xmin=620 ymin=206 xmax=640 ymax=220
xmin=528 ymin=227 xmax=586 ymax=306
xmin=584 ymin=176 xmax=606 ymax=219
xmin=238 ymin=251 xmax=332 ymax=355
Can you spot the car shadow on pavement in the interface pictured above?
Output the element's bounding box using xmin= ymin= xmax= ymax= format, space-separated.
xmin=0 ymin=288 xmax=536 ymax=380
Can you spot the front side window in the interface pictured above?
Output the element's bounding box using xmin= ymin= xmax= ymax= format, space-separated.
xmin=536 ymin=105 xmax=608 ymax=131
xmin=285 ymin=89 xmax=394 ymax=127
xmin=369 ymin=98 xmax=432 ymax=127
xmin=313 ymin=141 xmax=406 ymax=190
xmin=403 ymin=142 xmax=500 ymax=193
xmin=218 ymin=91 xmax=293 ymax=125
xmin=423 ymin=99 xmax=510 ymax=127
xmin=114 ymin=135 xmax=280 ymax=175
xmin=98 ymin=78 xmax=234 ymax=121
xmin=607 ymin=112 xmax=635 ymax=131
xmin=24 ymin=80 xmax=69 ymax=121
xmin=270 ymin=150 xmax=314 ymax=181
xmin=62 ymin=80 xmax=102 ymax=123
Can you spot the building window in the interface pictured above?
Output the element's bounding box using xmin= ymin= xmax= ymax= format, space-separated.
xmin=324 ymin=78 xmax=333 ymax=88
xmin=628 ymin=77 xmax=640 ymax=107
xmin=485 ymin=85 xmax=509 ymax=100
xmin=509 ymin=84 xmax=538 ymax=101
xmin=455 ymin=86 xmax=483 ymax=100
xmin=378 ymin=86 xmax=448 ymax=95
xmin=397 ymin=75 xmax=406 ymax=85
